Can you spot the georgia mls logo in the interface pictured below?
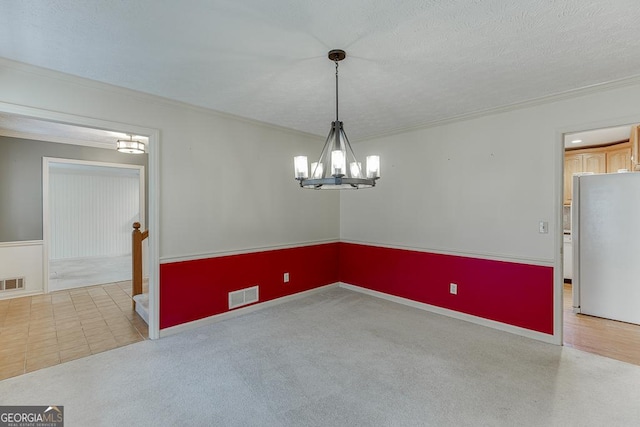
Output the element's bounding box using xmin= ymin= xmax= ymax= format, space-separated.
xmin=44 ymin=406 xmax=63 ymax=419
xmin=0 ymin=405 xmax=64 ymax=427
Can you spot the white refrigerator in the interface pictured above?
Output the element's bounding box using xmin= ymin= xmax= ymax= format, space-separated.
xmin=572 ymin=172 xmax=640 ymax=325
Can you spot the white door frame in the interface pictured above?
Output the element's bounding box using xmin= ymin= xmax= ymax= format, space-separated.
xmin=0 ymin=101 xmax=160 ymax=340
xmin=43 ymin=158 xmax=146 ymax=291
xmin=555 ymin=114 xmax=640 ymax=346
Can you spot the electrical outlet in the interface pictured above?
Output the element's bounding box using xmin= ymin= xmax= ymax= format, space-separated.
xmin=450 ymin=283 xmax=458 ymax=295
xmin=283 ymin=272 xmax=289 ymax=283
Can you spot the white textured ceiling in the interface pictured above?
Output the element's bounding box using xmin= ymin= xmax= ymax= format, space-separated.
xmin=2 ymin=1 xmax=640 ymax=140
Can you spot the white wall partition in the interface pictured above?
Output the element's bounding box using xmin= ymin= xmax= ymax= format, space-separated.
xmin=49 ymin=163 xmax=141 ymax=260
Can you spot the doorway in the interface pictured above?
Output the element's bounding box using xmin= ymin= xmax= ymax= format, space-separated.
xmin=561 ymin=123 xmax=640 ymax=365
xmin=43 ymin=159 xmax=146 ymax=293
xmin=0 ymin=102 xmax=159 ymax=340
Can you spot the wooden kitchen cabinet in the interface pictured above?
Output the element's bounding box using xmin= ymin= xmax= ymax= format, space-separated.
xmin=564 ymin=130 xmax=637 ymax=205
xmin=607 ymin=145 xmax=632 ymax=173
xmin=563 ymin=151 xmax=606 ymax=205
xmin=631 ymin=125 xmax=640 ymax=171
xmin=582 ymin=152 xmax=606 ymax=174
xmin=564 ymin=154 xmax=582 ymax=205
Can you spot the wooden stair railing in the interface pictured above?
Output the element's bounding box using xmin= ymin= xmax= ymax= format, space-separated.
xmin=132 ymin=222 xmax=149 ymax=309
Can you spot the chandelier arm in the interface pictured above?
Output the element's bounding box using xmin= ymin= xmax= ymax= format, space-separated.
xmin=341 ymin=126 xmax=364 ymax=175
xmin=312 ymin=125 xmax=336 ymax=177
xmin=341 ymin=126 xmax=356 ymax=158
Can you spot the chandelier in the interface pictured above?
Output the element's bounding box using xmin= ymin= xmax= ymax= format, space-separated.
xmin=294 ymin=49 xmax=380 ymax=189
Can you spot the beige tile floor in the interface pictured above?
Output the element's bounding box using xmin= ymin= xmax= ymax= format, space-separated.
xmin=0 ymin=281 xmax=148 ymax=380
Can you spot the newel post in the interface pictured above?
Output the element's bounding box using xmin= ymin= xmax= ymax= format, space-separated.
xmin=132 ymin=222 xmax=148 ymax=309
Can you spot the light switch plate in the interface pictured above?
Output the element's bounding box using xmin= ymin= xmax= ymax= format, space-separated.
xmin=539 ymin=221 xmax=548 ymax=234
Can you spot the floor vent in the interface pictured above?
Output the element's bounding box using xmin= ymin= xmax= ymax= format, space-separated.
xmin=0 ymin=277 xmax=25 ymax=291
xmin=228 ymin=285 xmax=259 ymax=309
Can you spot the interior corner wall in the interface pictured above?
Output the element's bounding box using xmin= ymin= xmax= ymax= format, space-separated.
xmin=339 ymin=82 xmax=640 ymax=335
xmin=0 ymin=59 xmax=340 ymax=325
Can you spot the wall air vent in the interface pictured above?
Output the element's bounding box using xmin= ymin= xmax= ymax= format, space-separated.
xmin=228 ymin=285 xmax=259 ymax=310
xmin=0 ymin=277 xmax=25 ymax=291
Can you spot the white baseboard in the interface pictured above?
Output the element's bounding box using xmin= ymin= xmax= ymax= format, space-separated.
xmin=339 ymin=282 xmax=558 ymax=345
xmin=159 ymin=283 xmax=338 ymax=338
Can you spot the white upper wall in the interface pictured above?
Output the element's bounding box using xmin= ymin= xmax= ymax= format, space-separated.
xmin=341 ymin=81 xmax=640 ymax=264
xmin=0 ymin=59 xmax=339 ymax=260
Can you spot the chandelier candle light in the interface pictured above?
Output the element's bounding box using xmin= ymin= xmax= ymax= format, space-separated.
xmin=294 ymin=49 xmax=380 ymax=189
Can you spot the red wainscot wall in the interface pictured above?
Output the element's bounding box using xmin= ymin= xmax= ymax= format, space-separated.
xmin=338 ymin=242 xmax=554 ymax=334
xmin=160 ymin=242 xmax=339 ymax=329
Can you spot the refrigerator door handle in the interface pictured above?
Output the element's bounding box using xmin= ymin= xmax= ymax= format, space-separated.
xmin=571 ymin=174 xmax=580 ymax=312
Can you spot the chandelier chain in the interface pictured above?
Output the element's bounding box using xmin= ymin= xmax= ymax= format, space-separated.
xmin=335 ymin=60 xmax=339 ymax=122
